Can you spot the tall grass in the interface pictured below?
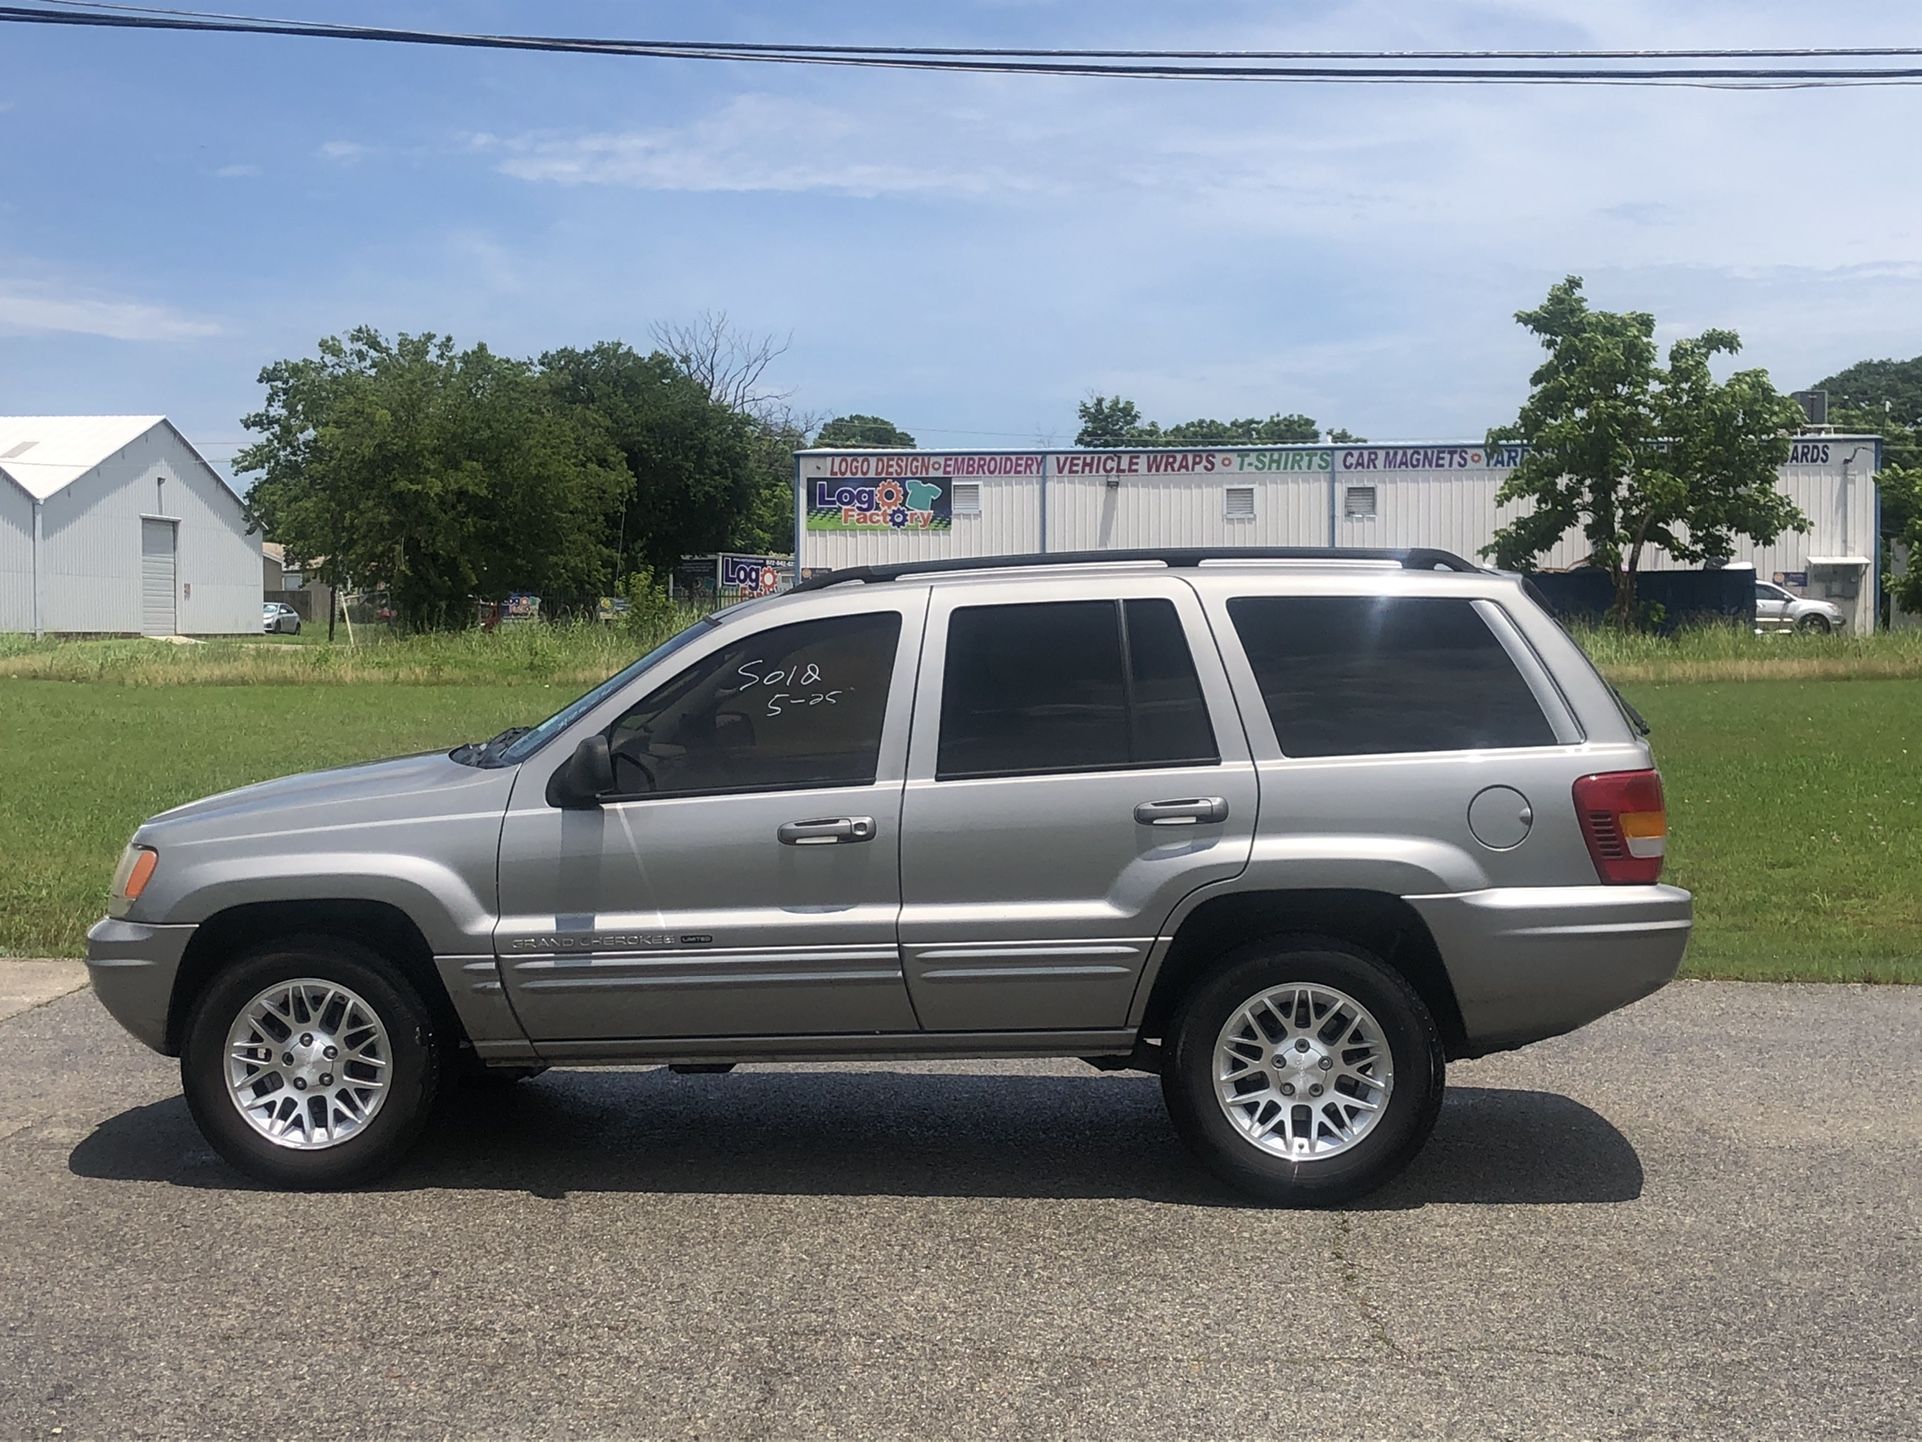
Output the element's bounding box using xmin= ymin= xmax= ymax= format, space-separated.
xmin=0 ymin=610 xmax=707 ymax=687
xmin=1566 ymin=623 xmax=1922 ymax=684
xmin=3 ymin=613 xmax=1919 ymax=687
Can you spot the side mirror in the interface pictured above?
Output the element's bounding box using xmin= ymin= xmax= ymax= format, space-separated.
xmin=545 ymin=734 xmax=614 ymax=809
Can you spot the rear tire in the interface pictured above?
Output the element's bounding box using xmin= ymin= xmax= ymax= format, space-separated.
xmin=181 ymin=937 xmax=442 ymax=1189
xmin=1161 ymin=936 xmax=1445 ymax=1206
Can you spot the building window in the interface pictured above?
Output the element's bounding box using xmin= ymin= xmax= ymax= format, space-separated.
xmin=952 ymin=481 xmax=982 ymax=514
xmin=1224 ymin=485 xmax=1256 ymax=521
xmin=1227 ymin=596 xmax=1556 ymax=758
xmin=1343 ymin=485 xmax=1378 ymax=520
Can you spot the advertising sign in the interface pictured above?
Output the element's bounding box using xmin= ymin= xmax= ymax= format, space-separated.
xmin=502 ymin=592 xmax=540 ymax=623
xmin=804 ymin=452 xmax=1042 ymax=532
xmin=1336 ymin=445 xmax=1523 ymax=472
xmin=720 ymin=554 xmax=792 ymax=595
xmin=1048 ymin=449 xmax=1331 ymax=477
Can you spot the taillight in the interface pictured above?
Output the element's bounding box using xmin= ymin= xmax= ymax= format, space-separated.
xmin=1572 ymin=770 xmax=1666 ymax=884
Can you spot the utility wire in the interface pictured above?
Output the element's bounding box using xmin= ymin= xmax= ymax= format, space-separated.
xmin=27 ymin=0 xmax=1922 ymax=62
xmin=6 ymin=3 xmax=1922 ymax=86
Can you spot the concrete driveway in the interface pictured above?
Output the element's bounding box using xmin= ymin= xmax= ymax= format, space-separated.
xmin=0 ymin=974 xmax=1917 ymax=1440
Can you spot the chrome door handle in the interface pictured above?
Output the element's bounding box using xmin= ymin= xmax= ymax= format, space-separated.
xmin=1134 ymin=797 xmax=1229 ymax=826
xmin=777 ymin=816 xmax=877 ymax=845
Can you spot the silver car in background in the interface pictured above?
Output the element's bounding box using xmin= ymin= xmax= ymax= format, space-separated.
xmin=262 ymin=602 xmax=302 ymax=635
xmin=1754 ymin=580 xmax=1845 ymax=634
xmin=90 ymin=548 xmax=1691 ymax=1204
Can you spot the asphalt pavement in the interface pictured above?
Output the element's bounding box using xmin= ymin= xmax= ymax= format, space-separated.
xmin=1 ymin=974 xmax=1918 ymax=1440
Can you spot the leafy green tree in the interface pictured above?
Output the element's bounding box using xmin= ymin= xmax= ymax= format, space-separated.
xmin=239 ymin=328 xmax=625 ymax=632
xmin=1075 ymin=396 xmax=1153 ymax=448
xmin=1881 ymin=464 xmax=1922 ymax=612
xmin=816 ymin=414 xmax=917 ymax=448
xmin=1075 ymin=395 xmax=1359 ymax=448
xmin=538 ymin=342 xmax=764 ymax=578
xmin=1485 ymin=276 xmax=1807 ymax=627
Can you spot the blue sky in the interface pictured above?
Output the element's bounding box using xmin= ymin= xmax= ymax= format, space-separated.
xmin=3 ymin=0 xmax=1920 ymax=478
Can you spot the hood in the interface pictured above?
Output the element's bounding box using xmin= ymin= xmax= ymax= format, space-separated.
xmin=141 ymin=751 xmax=517 ymax=841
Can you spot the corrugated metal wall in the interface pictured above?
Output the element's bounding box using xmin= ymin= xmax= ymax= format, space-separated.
xmin=1046 ymin=451 xmax=1330 ymax=550
xmin=32 ymin=423 xmax=261 ymax=634
xmin=0 ymin=484 xmax=32 ymax=631
xmin=795 ymin=440 xmax=1884 ymax=631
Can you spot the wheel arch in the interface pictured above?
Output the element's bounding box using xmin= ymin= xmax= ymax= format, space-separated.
xmin=1135 ymin=889 xmax=1470 ymax=1060
xmin=166 ymin=899 xmax=464 ymax=1056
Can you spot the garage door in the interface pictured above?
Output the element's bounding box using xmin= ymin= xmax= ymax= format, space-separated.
xmin=140 ymin=519 xmax=177 ymax=636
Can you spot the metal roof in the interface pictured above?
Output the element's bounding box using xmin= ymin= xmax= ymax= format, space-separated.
xmin=0 ymin=415 xmax=168 ymax=501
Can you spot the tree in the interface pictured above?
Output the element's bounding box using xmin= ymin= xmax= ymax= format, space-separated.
xmin=1485 ymin=276 xmax=1808 ymax=627
xmin=539 ymin=342 xmax=765 ymax=578
xmin=238 ymin=328 xmax=625 ymax=632
xmin=816 ymin=414 xmax=917 ymax=448
xmin=1075 ymin=395 xmax=1360 ymax=447
xmin=650 ymin=311 xmax=794 ymax=417
xmin=1882 ymin=464 xmax=1922 ymax=613
xmin=652 ymin=312 xmax=818 ymax=557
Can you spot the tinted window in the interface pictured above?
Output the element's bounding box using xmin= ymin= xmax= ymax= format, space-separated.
xmin=605 ymin=612 xmax=900 ymax=797
xmin=1124 ymin=599 xmax=1219 ymax=767
xmin=937 ymin=599 xmax=1218 ymax=779
xmin=1228 ymin=596 xmax=1555 ymax=757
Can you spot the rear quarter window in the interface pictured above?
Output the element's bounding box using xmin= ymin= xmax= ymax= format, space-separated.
xmin=1227 ymin=595 xmax=1557 ymax=757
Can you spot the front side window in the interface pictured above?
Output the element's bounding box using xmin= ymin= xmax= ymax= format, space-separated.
xmin=604 ymin=612 xmax=901 ymax=797
xmin=936 ymin=598 xmax=1218 ymax=780
xmin=1228 ymin=595 xmax=1556 ymax=758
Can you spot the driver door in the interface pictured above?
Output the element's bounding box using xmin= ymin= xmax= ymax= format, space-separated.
xmin=495 ymin=597 xmax=925 ymax=1043
xmin=1755 ymin=582 xmax=1791 ymax=632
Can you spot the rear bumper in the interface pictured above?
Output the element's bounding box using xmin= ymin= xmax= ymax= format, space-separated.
xmin=1406 ymin=884 xmax=1691 ymax=1057
xmin=85 ymin=916 xmax=195 ymax=1054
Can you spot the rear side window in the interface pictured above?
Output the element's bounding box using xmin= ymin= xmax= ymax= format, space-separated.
xmin=937 ymin=599 xmax=1218 ymax=779
xmin=1228 ymin=595 xmax=1556 ymax=757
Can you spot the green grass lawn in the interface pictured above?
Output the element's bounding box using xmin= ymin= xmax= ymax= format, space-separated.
xmin=1637 ymin=678 xmax=1921 ymax=982
xmin=1 ymin=673 xmax=1916 ymax=981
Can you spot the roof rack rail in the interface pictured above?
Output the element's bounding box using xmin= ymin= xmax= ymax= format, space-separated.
xmin=789 ymin=546 xmax=1481 ymax=593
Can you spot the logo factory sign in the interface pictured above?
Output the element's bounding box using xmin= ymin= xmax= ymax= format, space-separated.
xmin=802 ymin=452 xmax=1041 ymax=532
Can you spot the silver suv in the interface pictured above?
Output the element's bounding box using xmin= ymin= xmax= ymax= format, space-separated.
xmin=88 ymin=548 xmax=1691 ymax=1203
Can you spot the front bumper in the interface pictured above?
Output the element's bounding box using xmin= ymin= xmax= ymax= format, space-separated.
xmin=85 ymin=916 xmax=196 ymax=1054
xmin=1407 ymin=884 xmax=1692 ymax=1057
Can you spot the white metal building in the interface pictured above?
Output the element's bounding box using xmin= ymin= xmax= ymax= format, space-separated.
xmin=0 ymin=416 xmax=262 ymax=636
xmin=795 ymin=436 xmax=1883 ymax=631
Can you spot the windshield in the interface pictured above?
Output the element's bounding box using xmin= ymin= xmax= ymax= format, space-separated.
xmin=487 ymin=617 xmax=718 ymax=767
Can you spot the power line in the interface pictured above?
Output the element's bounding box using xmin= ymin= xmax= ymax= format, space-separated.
xmin=6 ymin=3 xmax=1922 ymax=87
xmin=28 ymin=1 xmax=1922 ymax=62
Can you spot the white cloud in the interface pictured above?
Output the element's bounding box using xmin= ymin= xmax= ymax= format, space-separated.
xmin=213 ymin=162 xmax=261 ymax=179
xmin=479 ymin=95 xmax=1042 ymax=197
xmin=318 ymin=140 xmax=373 ymax=164
xmin=0 ymin=280 xmax=219 ymax=341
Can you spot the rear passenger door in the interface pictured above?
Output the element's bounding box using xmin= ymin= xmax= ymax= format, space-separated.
xmin=898 ymin=577 xmax=1257 ymax=1031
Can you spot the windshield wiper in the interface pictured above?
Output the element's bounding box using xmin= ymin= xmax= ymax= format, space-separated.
xmin=451 ymin=725 xmax=531 ymax=768
xmin=477 ymin=725 xmax=531 ymax=763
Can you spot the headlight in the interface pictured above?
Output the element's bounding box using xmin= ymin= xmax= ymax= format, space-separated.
xmin=108 ymin=844 xmax=158 ymax=918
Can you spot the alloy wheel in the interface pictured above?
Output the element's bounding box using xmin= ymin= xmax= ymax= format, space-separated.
xmin=1213 ymin=983 xmax=1394 ymax=1160
xmin=223 ymin=978 xmax=391 ymax=1150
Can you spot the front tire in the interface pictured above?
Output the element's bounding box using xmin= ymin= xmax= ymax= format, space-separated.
xmin=181 ymin=937 xmax=442 ymax=1188
xmin=1161 ymin=937 xmax=1445 ymax=1206
xmin=1796 ymin=613 xmax=1832 ymax=635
